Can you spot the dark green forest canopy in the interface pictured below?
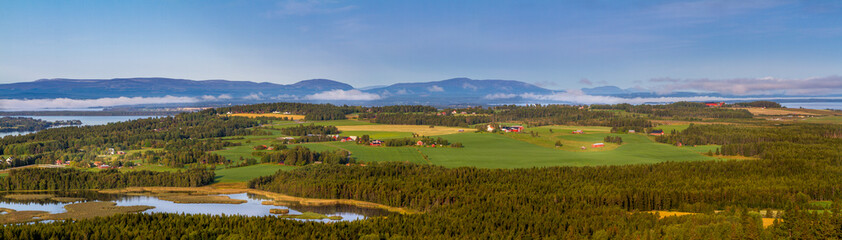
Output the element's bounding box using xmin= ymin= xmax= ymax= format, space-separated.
xmin=1 ymin=168 xmax=214 ymax=190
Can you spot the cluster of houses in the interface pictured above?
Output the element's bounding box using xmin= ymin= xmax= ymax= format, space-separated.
xmin=253 ymin=145 xmax=275 ymax=150
xmin=337 ymin=135 xmax=358 ymax=142
xmin=486 ymin=125 xmax=525 ymax=133
xmin=436 ymin=111 xmax=476 ymax=116
xmin=108 ymin=148 xmax=126 ymax=155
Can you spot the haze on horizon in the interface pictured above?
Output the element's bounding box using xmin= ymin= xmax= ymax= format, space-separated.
xmin=1 ymin=0 xmax=841 ymax=95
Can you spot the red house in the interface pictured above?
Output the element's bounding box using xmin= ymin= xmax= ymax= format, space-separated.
xmin=649 ymin=130 xmax=664 ymax=136
xmin=705 ymin=102 xmax=725 ymax=107
xmin=592 ymin=143 xmax=605 ymax=148
xmin=500 ymin=126 xmax=524 ymax=133
xmin=370 ymin=140 xmax=383 ymax=146
xmin=572 ymin=130 xmax=584 ymax=134
xmin=416 ymin=141 xmax=424 ymax=146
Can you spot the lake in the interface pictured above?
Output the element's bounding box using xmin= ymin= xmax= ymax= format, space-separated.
xmin=780 ymin=102 xmax=842 ymax=110
xmin=0 ymin=191 xmax=390 ymax=223
xmin=0 ymin=115 xmax=160 ymax=138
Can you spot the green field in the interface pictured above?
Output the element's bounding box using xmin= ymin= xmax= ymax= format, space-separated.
xmin=338 ymin=131 xmax=413 ymax=139
xmin=214 ymin=164 xmax=297 ymax=182
xmin=412 ymin=133 xmax=714 ymax=168
xmin=209 ymin=122 xmax=718 ymax=177
xmin=802 ymin=116 xmax=842 ymax=124
xmin=653 ymin=124 xmax=691 ymax=134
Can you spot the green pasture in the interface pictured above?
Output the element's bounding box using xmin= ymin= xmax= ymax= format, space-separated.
xmin=653 ymin=124 xmax=691 ymax=134
xmin=802 ymin=116 xmax=842 ymax=124
xmin=413 ymin=132 xmax=714 ymax=168
xmin=339 ymin=131 xmax=413 ymax=139
xmin=214 ymin=164 xmax=297 ymax=183
xmin=328 ymin=142 xmax=427 ymax=164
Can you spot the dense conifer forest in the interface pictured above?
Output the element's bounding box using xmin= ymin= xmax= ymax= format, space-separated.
xmin=1 ymin=168 xmax=214 ymax=190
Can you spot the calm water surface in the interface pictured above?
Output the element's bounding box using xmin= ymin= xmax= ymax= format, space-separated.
xmin=0 ymin=192 xmax=389 ymax=222
xmin=0 ymin=115 xmax=160 ymax=138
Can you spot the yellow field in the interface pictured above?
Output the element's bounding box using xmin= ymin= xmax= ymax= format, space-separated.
xmin=647 ymin=211 xmax=696 ymax=219
xmin=336 ymin=125 xmax=467 ymax=136
xmin=227 ymin=113 xmax=306 ymax=120
xmin=731 ymin=107 xmax=823 ymax=116
xmin=762 ymin=218 xmax=777 ymax=228
xmin=647 ymin=211 xmax=778 ymax=228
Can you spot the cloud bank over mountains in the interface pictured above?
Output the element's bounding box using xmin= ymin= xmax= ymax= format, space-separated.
xmin=650 ymin=76 xmax=842 ymax=95
xmin=0 ymin=96 xmax=203 ymax=110
xmin=1 ymin=76 xmax=841 ymax=110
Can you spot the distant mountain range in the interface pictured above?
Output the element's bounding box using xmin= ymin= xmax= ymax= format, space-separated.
xmin=0 ymin=78 xmax=353 ymax=99
xmin=1 ymin=77 xmax=836 ymax=108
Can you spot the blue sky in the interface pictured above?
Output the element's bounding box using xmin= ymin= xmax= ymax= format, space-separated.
xmin=1 ymin=0 xmax=841 ymax=91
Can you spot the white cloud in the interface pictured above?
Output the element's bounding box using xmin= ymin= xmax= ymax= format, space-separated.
xmin=243 ymin=93 xmax=265 ymax=100
xmin=483 ymin=93 xmax=517 ymax=100
xmin=652 ymin=75 xmax=842 ymax=95
xmin=201 ymin=94 xmax=232 ymax=101
xmin=485 ymin=90 xmax=842 ymax=105
xmin=427 ymin=85 xmax=444 ymax=92
xmin=271 ymin=94 xmax=298 ymax=100
xmin=0 ymin=96 xmax=200 ymax=110
xmin=303 ymin=89 xmax=381 ymax=101
xmin=462 ymin=83 xmax=478 ymax=91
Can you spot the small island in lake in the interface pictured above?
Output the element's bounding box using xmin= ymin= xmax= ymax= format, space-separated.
xmin=0 ymin=117 xmax=82 ymax=133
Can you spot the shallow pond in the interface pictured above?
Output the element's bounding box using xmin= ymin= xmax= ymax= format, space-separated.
xmin=0 ymin=191 xmax=391 ymax=223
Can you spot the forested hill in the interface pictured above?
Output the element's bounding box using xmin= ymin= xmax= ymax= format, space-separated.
xmin=0 ymin=117 xmax=81 ymax=133
xmin=0 ymin=78 xmax=353 ymax=99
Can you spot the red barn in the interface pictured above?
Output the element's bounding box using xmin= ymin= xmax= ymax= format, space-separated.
xmin=705 ymin=102 xmax=725 ymax=107
xmin=592 ymin=143 xmax=605 ymax=148
xmin=370 ymin=140 xmax=383 ymax=146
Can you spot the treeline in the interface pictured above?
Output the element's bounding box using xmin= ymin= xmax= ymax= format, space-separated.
xmin=0 ymin=168 xmax=214 ymax=190
xmin=279 ymin=124 xmax=340 ymax=136
xmin=247 ymin=160 xmax=842 ymax=238
xmin=358 ymin=113 xmax=489 ymax=127
xmin=382 ymin=137 xmax=456 ymax=147
xmin=732 ymin=101 xmax=782 ymax=108
xmin=0 ymin=117 xmax=81 ymax=133
xmin=260 ymin=146 xmax=351 ymax=165
xmin=603 ymin=136 xmax=623 ymax=144
xmin=591 ymin=102 xmax=754 ymax=119
xmin=656 ymin=123 xmax=842 ymax=163
xmin=212 ymin=102 xmax=353 ymax=121
xmin=367 ymin=105 xmax=437 ymax=113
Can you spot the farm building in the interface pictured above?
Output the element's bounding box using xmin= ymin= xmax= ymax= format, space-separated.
xmin=649 ymin=130 xmax=664 ymax=136
xmin=592 ymin=143 xmax=605 ymax=148
xmin=370 ymin=140 xmax=383 ymax=146
xmin=628 ymin=130 xmax=635 ymax=133
xmin=486 ymin=125 xmax=496 ymax=132
xmin=705 ymin=102 xmax=725 ymax=107
xmin=572 ymin=130 xmax=584 ymax=134
xmin=500 ymin=126 xmax=524 ymax=133
xmin=416 ymin=141 xmax=424 ymax=146
xmin=339 ymin=137 xmax=355 ymax=142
